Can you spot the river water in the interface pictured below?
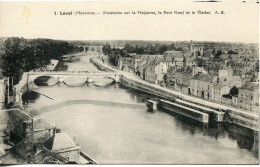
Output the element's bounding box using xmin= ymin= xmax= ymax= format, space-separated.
xmin=27 ymin=53 xmax=258 ymax=164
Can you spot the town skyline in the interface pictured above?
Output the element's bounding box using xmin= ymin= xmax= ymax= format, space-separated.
xmin=1 ymin=37 xmax=259 ymax=44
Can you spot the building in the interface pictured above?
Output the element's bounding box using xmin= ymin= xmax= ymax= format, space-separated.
xmin=174 ymin=66 xmax=193 ymax=94
xmin=232 ymin=83 xmax=259 ymax=113
xmin=136 ymin=60 xmax=149 ymax=80
xmin=189 ymin=40 xmax=204 ymax=56
xmin=219 ymin=54 xmax=230 ymax=60
xmin=218 ymin=67 xmax=243 ymax=88
xmin=211 ymin=84 xmax=230 ymax=103
xmin=30 ymin=117 xmax=56 ymax=143
xmin=189 ymin=73 xmax=214 ymax=100
xmin=46 ymin=59 xmax=59 ymax=71
xmin=164 ymin=50 xmax=185 ymax=69
xmin=230 ymin=54 xmax=242 ymax=62
xmin=44 ymin=132 xmax=81 ymax=163
xmin=184 ymin=57 xmax=196 ymax=67
xmin=165 ymin=66 xmax=178 ymax=89
xmin=143 ymin=59 xmax=167 ymax=84
xmin=155 ymin=61 xmax=168 ymax=85
xmin=0 ymin=78 xmax=5 ymax=109
xmin=174 ymin=65 xmax=208 ymax=95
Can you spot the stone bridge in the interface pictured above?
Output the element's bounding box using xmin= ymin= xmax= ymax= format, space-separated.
xmin=74 ymin=45 xmax=103 ymax=54
xmin=15 ymin=71 xmax=120 ymax=93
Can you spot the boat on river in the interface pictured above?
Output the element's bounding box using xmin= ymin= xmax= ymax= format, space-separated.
xmin=147 ymin=100 xmax=158 ymax=110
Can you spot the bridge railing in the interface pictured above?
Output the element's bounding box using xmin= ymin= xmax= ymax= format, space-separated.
xmin=27 ymin=71 xmax=117 ymax=76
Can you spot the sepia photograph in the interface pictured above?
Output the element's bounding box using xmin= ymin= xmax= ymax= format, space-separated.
xmin=0 ymin=0 xmax=259 ymax=165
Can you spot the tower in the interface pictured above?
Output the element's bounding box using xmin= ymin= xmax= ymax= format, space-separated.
xmin=200 ymin=46 xmax=204 ymax=56
xmin=190 ymin=40 xmax=194 ymax=54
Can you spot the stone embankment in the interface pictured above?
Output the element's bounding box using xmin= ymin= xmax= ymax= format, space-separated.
xmin=90 ymin=58 xmax=259 ymax=131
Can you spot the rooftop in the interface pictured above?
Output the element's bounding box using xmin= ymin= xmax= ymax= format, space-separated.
xmin=239 ymin=83 xmax=258 ymax=91
xmin=51 ymin=133 xmax=79 ymax=152
xmin=176 ymin=66 xmax=193 ymax=75
xmin=33 ymin=118 xmax=56 ymax=131
xmin=213 ymin=84 xmax=227 ymax=89
xmin=192 ymin=72 xmax=213 ymax=82
xmin=164 ymin=50 xmax=184 ymax=61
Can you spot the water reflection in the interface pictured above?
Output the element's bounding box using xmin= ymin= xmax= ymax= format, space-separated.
xmin=34 ymin=76 xmax=58 ymax=86
xmin=119 ymin=83 xmax=258 ymax=159
xmin=24 ymin=79 xmax=259 ymax=162
xmin=24 ymin=55 xmax=258 ymax=164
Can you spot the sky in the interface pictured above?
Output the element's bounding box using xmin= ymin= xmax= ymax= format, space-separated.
xmin=0 ymin=1 xmax=259 ymax=43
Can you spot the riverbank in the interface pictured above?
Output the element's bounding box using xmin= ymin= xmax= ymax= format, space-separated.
xmin=9 ymin=53 xmax=257 ymax=164
xmin=90 ymin=58 xmax=259 ymax=132
xmin=0 ymin=53 xmax=99 ymax=164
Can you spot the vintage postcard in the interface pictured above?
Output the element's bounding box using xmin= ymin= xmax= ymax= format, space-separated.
xmin=0 ymin=0 xmax=259 ymax=165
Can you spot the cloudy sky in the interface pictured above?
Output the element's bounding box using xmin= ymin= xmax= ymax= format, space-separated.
xmin=0 ymin=1 xmax=259 ymax=43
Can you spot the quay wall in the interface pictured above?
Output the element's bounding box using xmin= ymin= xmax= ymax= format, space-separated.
xmin=91 ymin=58 xmax=259 ymax=131
xmin=158 ymin=99 xmax=209 ymax=123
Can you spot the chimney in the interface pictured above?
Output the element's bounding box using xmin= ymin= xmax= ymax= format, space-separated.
xmin=192 ymin=64 xmax=197 ymax=75
xmin=23 ymin=121 xmax=32 ymax=138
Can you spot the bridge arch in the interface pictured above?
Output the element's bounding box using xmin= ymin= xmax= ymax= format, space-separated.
xmin=34 ymin=76 xmax=58 ymax=86
xmin=15 ymin=71 xmax=120 ymax=102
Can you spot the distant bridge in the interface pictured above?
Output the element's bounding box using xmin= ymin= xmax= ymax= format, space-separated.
xmin=74 ymin=45 xmax=103 ymax=54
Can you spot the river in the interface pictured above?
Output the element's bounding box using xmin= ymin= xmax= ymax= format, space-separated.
xmin=27 ymin=53 xmax=258 ymax=164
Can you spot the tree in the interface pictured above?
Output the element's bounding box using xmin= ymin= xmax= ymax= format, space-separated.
xmin=1 ymin=37 xmax=75 ymax=84
xmin=195 ymin=57 xmax=204 ymax=67
xmin=227 ymin=50 xmax=238 ymax=54
xmin=159 ymin=45 xmax=168 ymax=54
xmin=214 ymin=50 xmax=222 ymax=60
xmin=230 ymin=86 xmax=238 ymax=96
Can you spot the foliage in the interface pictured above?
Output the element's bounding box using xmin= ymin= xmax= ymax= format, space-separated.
xmin=227 ymin=50 xmax=238 ymax=54
xmin=124 ymin=43 xmax=183 ymax=55
xmin=102 ymin=44 xmax=128 ymax=66
xmin=0 ymin=37 xmax=82 ymax=84
xmin=213 ymin=49 xmax=222 ymax=60
xmin=195 ymin=57 xmax=204 ymax=67
xmin=229 ymin=86 xmax=238 ymax=96
xmin=102 ymin=43 xmax=183 ymax=66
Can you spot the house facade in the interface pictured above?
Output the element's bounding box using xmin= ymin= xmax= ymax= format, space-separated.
xmin=185 ymin=57 xmax=196 ymax=67
xmin=189 ymin=73 xmax=213 ymax=100
xmin=144 ymin=60 xmax=167 ymax=84
xmin=211 ymin=84 xmax=230 ymax=103
xmin=174 ymin=66 xmax=193 ymax=94
xmin=232 ymin=83 xmax=259 ymax=113
xmin=154 ymin=61 xmax=168 ymax=85
xmin=164 ymin=50 xmax=185 ymax=69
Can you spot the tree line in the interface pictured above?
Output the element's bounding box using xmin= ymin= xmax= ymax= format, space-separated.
xmin=102 ymin=43 xmax=183 ymax=66
xmin=0 ymin=37 xmax=83 ymax=84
